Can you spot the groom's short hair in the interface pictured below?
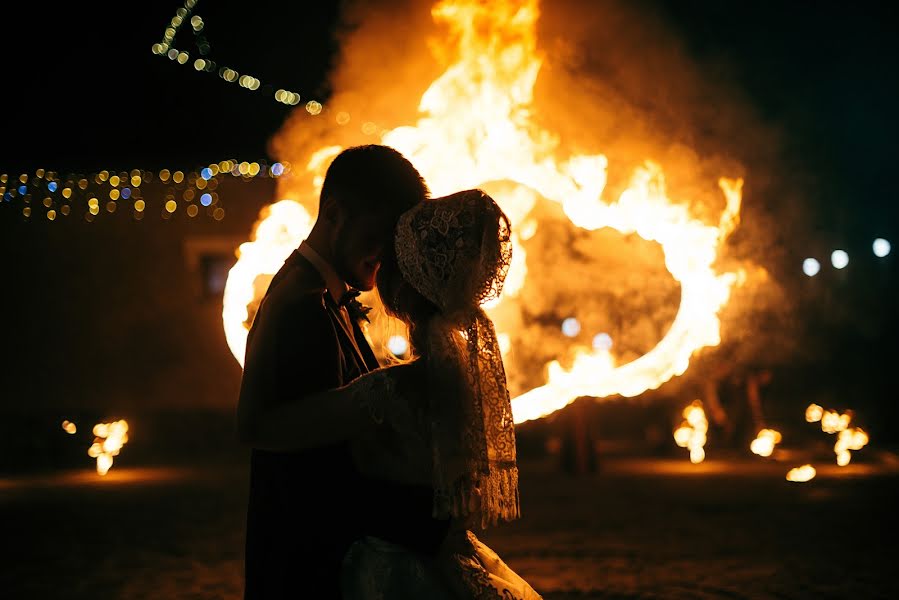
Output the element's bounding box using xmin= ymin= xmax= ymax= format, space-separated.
xmin=320 ymin=145 xmax=429 ymax=219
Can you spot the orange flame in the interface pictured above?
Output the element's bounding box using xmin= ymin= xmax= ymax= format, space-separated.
xmin=806 ymin=403 xmax=869 ymax=466
xmin=224 ymin=0 xmax=743 ymax=424
xmin=88 ymin=419 xmax=129 ymax=476
xmin=750 ymin=428 xmax=782 ymax=457
xmin=805 ymin=403 xmax=824 ymax=423
xmin=786 ymin=464 xmax=816 ymax=483
xmin=223 ymin=199 xmax=312 ymax=367
xmin=673 ymin=399 xmax=708 ymax=463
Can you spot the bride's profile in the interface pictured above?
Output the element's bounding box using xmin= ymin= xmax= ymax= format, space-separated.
xmin=267 ymin=189 xmax=542 ymax=599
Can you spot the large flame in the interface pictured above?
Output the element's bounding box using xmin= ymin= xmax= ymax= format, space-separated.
xmin=223 ymin=199 xmax=313 ymax=365
xmin=223 ymin=0 xmax=743 ymax=424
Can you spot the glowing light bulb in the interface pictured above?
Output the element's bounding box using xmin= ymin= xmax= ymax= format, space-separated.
xmin=592 ymin=333 xmax=613 ymax=351
xmin=561 ymin=318 xmax=581 ymax=337
xmin=873 ymin=238 xmax=891 ymax=258
xmin=306 ymin=101 xmax=322 ymax=115
xmin=802 ymin=258 xmax=820 ymax=277
xmin=387 ymin=335 xmax=409 ymax=357
xmin=831 ymin=250 xmax=849 ymax=269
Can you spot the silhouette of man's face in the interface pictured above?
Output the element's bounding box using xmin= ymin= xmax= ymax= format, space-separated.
xmin=332 ymin=208 xmax=395 ymax=291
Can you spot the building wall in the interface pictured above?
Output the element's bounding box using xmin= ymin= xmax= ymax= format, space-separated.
xmin=0 ymin=176 xmax=282 ymax=469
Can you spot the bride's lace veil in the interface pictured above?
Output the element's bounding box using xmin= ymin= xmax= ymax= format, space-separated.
xmin=385 ymin=189 xmax=519 ymax=529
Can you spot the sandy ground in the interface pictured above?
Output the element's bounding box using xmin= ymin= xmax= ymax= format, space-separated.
xmin=3 ymin=453 xmax=898 ymax=600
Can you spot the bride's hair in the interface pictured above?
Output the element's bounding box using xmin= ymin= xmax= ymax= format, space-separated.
xmin=375 ymin=248 xmax=437 ymax=358
xmin=376 ymin=189 xmax=512 ymax=359
xmin=380 ymin=189 xmax=520 ymax=527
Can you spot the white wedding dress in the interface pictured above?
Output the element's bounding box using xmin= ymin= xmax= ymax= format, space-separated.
xmin=341 ymin=365 xmax=542 ymax=600
xmin=340 ymin=190 xmax=543 ymax=599
xmin=342 ymin=526 xmax=542 ymax=600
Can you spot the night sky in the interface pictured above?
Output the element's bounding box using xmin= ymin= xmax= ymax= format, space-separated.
xmin=4 ymin=1 xmax=897 ymax=233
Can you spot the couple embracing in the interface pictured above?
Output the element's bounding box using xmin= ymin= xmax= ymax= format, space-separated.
xmin=237 ymin=144 xmax=542 ymax=599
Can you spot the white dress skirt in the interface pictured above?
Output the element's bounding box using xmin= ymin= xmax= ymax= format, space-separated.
xmin=341 ymin=526 xmax=543 ymax=600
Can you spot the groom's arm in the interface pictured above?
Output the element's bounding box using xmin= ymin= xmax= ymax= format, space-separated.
xmin=237 ymin=291 xmax=370 ymax=451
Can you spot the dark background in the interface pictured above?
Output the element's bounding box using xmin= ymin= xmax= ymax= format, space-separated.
xmin=1 ymin=1 xmax=897 ymax=467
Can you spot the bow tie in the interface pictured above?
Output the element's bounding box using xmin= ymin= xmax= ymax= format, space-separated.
xmin=339 ymin=289 xmax=361 ymax=307
xmin=337 ymin=289 xmax=372 ymax=323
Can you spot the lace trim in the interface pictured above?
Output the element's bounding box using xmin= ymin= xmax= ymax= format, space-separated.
xmin=395 ymin=189 xmax=512 ymax=313
xmin=434 ymin=465 xmax=521 ymax=529
xmin=395 ymin=190 xmax=519 ymax=528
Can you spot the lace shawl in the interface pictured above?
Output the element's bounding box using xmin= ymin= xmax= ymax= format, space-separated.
xmin=395 ymin=189 xmax=519 ymax=528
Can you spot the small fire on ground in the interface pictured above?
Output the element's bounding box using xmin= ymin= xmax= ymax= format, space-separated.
xmin=805 ymin=403 xmax=869 ymax=467
xmin=87 ymin=420 xmax=130 ymax=476
xmin=673 ymin=400 xmax=708 ymax=464
xmin=786 ymin=464 xmax=816 ymax=483
xmin=750 ymin=428 xmax=782 ymax=458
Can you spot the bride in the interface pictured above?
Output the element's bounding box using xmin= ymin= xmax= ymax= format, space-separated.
xmin=291 ymin=189 xmax=541 ymax=599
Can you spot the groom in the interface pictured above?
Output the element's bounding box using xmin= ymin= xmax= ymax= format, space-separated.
xmin=236 ymin=145 xmax=448 ymax=598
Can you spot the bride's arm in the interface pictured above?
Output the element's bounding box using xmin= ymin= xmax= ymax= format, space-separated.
xmin=240 ymin=363 xmax=418 ymax=452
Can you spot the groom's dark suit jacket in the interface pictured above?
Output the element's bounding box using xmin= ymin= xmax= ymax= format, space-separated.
xmin=240 ymin=250 xmax=448 ymax=599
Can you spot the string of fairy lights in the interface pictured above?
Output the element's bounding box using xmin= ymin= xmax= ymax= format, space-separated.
xmin=151 ymin=0 xmax=384 ymax=134
xmin=1 ymin=1 xmax=388 ymax=224
xmin=153 ymin=0 xmax=355 ymax=121
xmin=0 ymin=160 xmax=291 ymax=223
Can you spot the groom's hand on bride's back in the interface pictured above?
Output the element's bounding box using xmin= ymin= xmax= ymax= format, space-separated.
xmin=377 ymin=362 xmax=427 ymax=440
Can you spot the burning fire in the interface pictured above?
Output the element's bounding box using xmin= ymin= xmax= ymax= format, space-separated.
xmin=87 ymin=419 xmax=129 ymax=476
xmin=223 ymin=199 xmax=312 ymax=366
xmin=805 ymin=403 xmax=824 ymax=423
xmin=673 ymin=400 xmax=708 ymax=464
xmin=820 ymin=409 xmax=852 ymax=434
xmin=750 ymin=428 xmax=782 ymax=458
xmin=223 ymin=0 xmax=744 ymax=424
xmin=834 ymin=428 xmax=869 ymax=466
xmin=786 ymin=464 xmax=816 ymax=483
xmin=805 ymin=403 xmax=869 ymax=466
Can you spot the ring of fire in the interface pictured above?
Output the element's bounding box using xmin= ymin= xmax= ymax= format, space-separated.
xmin=222 ymin=0 xmax=745 ymax=425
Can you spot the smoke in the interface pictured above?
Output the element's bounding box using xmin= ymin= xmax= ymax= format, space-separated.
xmin=268 ymin=0 xmax=438 ymax=207
xmin=529 ymin=0 xmax=804 ymax=387
xmin=267 ymin=0 xmax=802 ymax=398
